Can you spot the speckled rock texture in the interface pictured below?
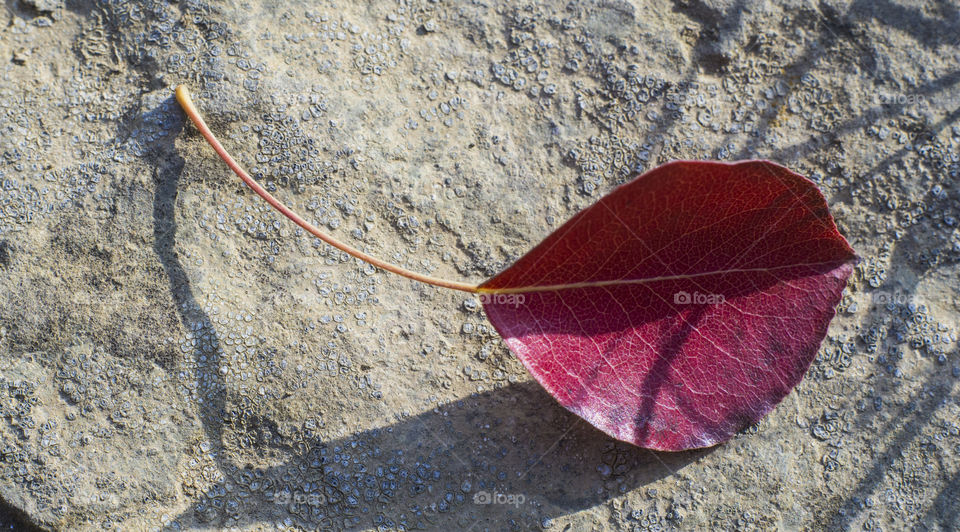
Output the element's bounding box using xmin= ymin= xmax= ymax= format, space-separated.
xmin=0 ymin=0 xmax=958 ymax=530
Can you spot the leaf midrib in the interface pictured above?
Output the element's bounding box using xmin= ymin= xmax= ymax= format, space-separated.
xmin=478 ymin=259 xmax=853 ymax=294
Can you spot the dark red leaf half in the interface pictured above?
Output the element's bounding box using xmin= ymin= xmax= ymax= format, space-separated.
xmin=480 ymin=160 xmax=856 ymax=451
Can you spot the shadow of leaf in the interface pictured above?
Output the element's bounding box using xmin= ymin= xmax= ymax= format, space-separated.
xmin=167 ymin=381 xmax=707 ymax=530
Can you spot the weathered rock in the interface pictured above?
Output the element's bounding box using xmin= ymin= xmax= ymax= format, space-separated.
xmin=0 ymin=0 xmax=958 ymax=530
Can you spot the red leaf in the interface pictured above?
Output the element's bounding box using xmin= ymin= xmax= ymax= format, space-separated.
xmin=480 ymin=160 xmax=856 ymax=451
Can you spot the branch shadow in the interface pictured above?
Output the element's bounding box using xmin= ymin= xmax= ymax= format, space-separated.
xmin=671 ymin=0 xmax=749 ymax=74
xmin=848 ymin=0 xmax=960 ymax=49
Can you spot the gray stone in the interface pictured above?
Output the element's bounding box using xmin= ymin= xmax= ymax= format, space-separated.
xmin=0 ymin=0 xmax=958 ymax=530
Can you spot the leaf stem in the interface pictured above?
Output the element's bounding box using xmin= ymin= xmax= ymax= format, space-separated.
xmin=175 ymin=85 xmax=480 ymax=294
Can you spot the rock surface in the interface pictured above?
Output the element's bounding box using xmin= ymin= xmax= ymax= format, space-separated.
xmin=0 ymin=0 xmax=958 ymax=530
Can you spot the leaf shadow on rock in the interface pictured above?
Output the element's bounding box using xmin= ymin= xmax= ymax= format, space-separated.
xmin=167 ymin=381 xmax=709 ymax=531
xmin=0 ymin=499 xmax=45 ymax=532
xmin=146 ymin=96 xmax=710 ymax=530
